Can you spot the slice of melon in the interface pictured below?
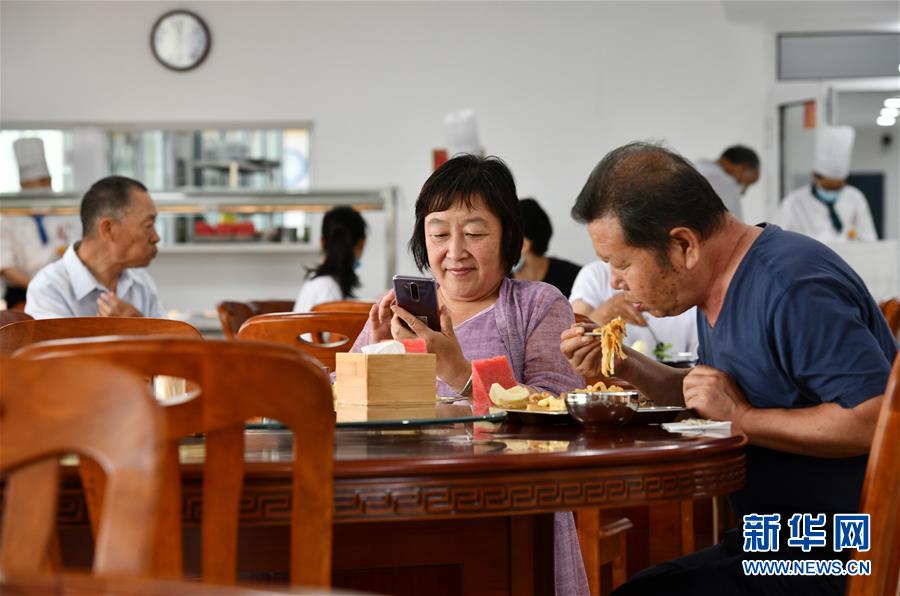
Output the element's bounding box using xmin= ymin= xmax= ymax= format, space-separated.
xmin=471 ymin=355 xmax=517 ymax=414
xmin=399 ymin=338 xmax=427 ymax=353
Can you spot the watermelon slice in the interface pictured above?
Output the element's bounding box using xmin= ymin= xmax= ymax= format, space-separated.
xmin=400 ymin=338 xmax=427 ymax=353
xmin=471 ymin=356 xmax=517 ymax=415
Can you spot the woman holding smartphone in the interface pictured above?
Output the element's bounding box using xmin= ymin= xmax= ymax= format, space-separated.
xmin=293 ymin=206 xmax=367 ymax=312
xmin=350 ymin=155 xmax=588 ymax=595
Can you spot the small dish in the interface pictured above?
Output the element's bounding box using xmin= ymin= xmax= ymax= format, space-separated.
xmin=629 ymin=406 xmax=689 ymax=425
xmin=564 ymin=391 xmax=640 ymax=428
xmin=502 ymin=409 xmax=575 ymax=426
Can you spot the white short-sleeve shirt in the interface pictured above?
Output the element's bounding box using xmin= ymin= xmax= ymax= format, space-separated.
xmin=0 ymin=215 xmax=80 ymax=282
xmin=569 ymin=260 xmax=699 ymax=356
xmin=693 ymin=159 xmax=744 ymax=222
xmin=25 ymin=243 xmax=163 ymax=319
xmin=293 ymin=274 xmax=344 ymax=312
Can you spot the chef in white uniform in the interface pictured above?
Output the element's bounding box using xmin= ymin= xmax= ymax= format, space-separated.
xmin=0 ymin=138 xmax=79 ymax=307
xmin=776 ymin=125 xmax=877 ymax=242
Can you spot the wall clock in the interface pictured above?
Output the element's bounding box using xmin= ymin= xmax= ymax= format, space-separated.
xmin=151 ymin=9 xmax=211 ymax=71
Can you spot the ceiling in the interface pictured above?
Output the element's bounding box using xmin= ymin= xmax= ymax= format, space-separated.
xmin=723 ymin=1 xmax=900 ymax=30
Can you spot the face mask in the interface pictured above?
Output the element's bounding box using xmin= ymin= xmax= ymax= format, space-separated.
xmin=814 ymin=185 xmax=841 ymax=204
xmin=510 ymin=254 xmax=526 ymax=274
xmin=353 ymin=259 xmax=362 ymax=271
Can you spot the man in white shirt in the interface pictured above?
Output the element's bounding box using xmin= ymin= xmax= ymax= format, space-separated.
xmin=777 ymin=125 xmax=877 ymax=242
xmin=570 ymin=260 xmax=698 ymax=360
xmin=25 ymin=176 xmax=163 ymax=319
xmin=693 ymin=145 xmax=760 ymax=222
xmin=0 ymin=138 xmax=80 ymax=307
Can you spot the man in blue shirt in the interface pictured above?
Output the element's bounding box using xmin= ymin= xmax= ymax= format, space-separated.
xmin=26 ymin=176 xmax=163 ymax=319
xmin=561 ymin=142 xmax=895 ymax=595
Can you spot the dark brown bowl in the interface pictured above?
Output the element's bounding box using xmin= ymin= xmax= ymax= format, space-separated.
xmin=564 ymin=391 xmax=640 ymax=428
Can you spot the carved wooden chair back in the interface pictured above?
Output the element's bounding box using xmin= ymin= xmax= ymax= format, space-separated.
xmin=0 ymin=310 xmax=33 ymax=329
xmin=847 ymin=353 xmax=900 ymax=596
xmin=237 ymin=311 xmax=368 ymax=372
xmin=0 ymin=317 xmax=201 ymax=357
xmin=0 ymin=357 xmax=164 ymax=576
xmin=216 ymin=300 xmax=295 ymax=339
xmin=311 ymin=300 xmax=375 ymax=314
xmin=15 ymin=337 xmax=334 ymax=587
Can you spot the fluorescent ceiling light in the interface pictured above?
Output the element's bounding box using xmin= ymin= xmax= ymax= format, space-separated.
xmin=884 ymin=97 xmax=900 ymax=109
xmin=881 ymin=107 xmax=900 ymax=118
xmin=876 ymin=115 xmax=897 ymax=126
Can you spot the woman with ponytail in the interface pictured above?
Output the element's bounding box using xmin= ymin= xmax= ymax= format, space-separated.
xmin=292 ymin=206 xmax=367 ymax=312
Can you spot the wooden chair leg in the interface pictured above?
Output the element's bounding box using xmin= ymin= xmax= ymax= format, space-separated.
xmin=598 ymin=517 xmax=633 ymax=596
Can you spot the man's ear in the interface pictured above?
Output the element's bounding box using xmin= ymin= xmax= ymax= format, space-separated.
xmin=96 ymin=217 xmax=116 ymax=241
xmin=668 ymin=227 xmax=701 ymax=270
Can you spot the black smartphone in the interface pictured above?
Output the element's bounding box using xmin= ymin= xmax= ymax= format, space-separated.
xmin=392 ymin=275 xmax=441 ymax=332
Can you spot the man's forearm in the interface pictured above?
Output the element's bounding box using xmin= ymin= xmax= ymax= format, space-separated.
xmin=737 ymin=397 xmax=882 ymax=458
xmin=617 ymin=347 xmax=688 ymax=406
xmin=0 ymin=267 xmax=31 ymax=288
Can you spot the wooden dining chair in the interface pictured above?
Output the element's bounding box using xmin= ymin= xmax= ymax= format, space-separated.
xmin=216 ymin=299 xmax=294 ymax=339
xmin=236 ymin=311 xmax=368 ymax=372
xmin=0 ymin=357 xmax=165 ymax=576
xmin=0 ymin=316 xmax=201 ymax=357
xmin=311 ymin=300 xmax=375 ymax=314
xmin=15 ymin=337 xmax=335 ymax=588
xmin=879 ymin=298 xmax=900 ymax=338
xmin=0 ymin=309 xmax=33 ymax=328
xmin=846 ymin=353 xmax=900 ymax=596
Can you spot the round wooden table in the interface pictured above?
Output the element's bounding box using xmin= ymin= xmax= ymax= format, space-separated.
xmin=48 ymin=419 xmax=745 ymax=596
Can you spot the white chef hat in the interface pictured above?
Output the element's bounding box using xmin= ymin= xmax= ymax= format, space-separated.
xmin=13 ymin=137 xmax=51 ymax=183
xmin=813 ymin=125 xmax=855 ymax=180
xmin=444 ymin=109 xmax=482 ymax=158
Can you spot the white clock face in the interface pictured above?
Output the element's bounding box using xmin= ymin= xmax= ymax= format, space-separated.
xmin=152 ymin=11 xmax=210 ymax=71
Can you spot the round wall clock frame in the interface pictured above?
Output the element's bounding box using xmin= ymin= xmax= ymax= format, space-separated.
xmin=150 ymin=9 xmax=212 ymax=72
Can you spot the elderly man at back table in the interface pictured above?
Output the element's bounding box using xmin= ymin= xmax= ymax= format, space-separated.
xmin=26 ymin=176 xmax=163 ymax=319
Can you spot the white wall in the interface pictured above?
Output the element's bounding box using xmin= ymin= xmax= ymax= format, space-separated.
xmin=1 ymin=0 xmax=768 ymax=309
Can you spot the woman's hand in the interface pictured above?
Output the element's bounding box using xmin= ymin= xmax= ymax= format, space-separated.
xmin=391 ymin=304 xmax=471 ymax=392
xmin=367 ymin=291 xmax=396 ymax=343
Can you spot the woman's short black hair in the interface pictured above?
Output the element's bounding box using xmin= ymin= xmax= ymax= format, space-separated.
xmin=409 ymin=154 xmax=523 ymax=274
xmin=308 ymin=206 xmax=367 ymax=298
xmin=518 ymin=198 xmax=552 ymax=256
xmin=571 ymin=142 xmax=726 ymax=263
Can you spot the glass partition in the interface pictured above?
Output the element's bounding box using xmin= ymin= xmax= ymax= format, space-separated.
xmin=0 ymin=125 xmax=310 ymax=193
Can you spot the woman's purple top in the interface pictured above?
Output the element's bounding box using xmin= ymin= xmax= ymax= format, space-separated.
xmin=351 ymin=278 xmax=585 ymax=395
xmin=351 ymin=277 xmax=589 ymax=595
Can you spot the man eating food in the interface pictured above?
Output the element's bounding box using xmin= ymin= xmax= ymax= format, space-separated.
xmin=560 ymin=142 xmax=896 ymax=595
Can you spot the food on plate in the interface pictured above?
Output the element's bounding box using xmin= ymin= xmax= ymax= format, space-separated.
xmin=489 ymin=383 xmax=529 ymax=409
xmin=524 ymin=391 xmax=567 ymax=412
xmin=471 ymin=355 xmax=518 ymax=414
xmin=576 ymin=380 xmax=627 ymax=393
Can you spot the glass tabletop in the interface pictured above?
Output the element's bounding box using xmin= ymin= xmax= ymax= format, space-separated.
xmin=246 ymin=398 xmax=506 ymax=429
